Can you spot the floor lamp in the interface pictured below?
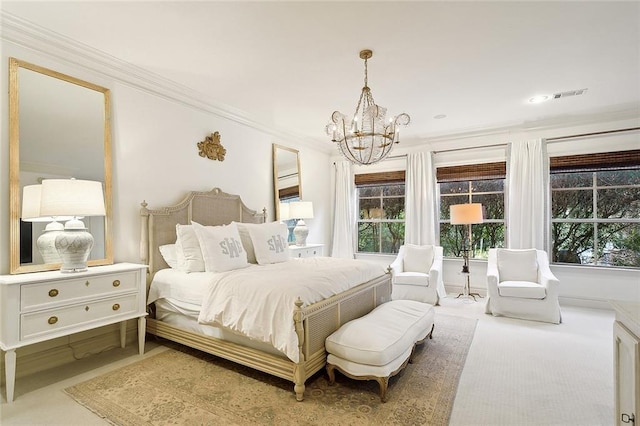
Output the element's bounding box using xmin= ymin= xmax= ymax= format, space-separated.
xmin=450 ymin=203 xmax=484 ymax=301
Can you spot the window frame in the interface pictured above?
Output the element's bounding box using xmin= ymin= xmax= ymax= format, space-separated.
xmin=437 ymin=162 xmax=507 ymax=259
xmin=355 ymin=171 xmax=406 ymax=255
xmin=549 ymin=151 xmax=640 ymax=268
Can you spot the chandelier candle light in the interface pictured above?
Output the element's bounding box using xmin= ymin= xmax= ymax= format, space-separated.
xmin=326 ymin=49 xmax=410 ymax=166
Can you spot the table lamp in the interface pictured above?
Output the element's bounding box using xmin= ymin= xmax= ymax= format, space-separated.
xmin=21 ymin=184 xmax=73 ymax=264
xmin=39 ymin=178 xmax=106 ymax=272
xmin=289 ymin=201 xmax=314 ymax=246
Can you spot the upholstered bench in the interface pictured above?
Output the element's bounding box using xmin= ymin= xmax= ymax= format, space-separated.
xmin=325 ymin=299 xmax=435 ymax=402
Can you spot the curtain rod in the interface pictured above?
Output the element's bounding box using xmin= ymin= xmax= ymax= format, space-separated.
xmin=545 ymin=126 xmax=639 ymax=141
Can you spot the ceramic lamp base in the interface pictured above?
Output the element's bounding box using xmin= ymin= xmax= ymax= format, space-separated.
xmin=55 ymin=222 xmax=94 ymax=273
xmin=293 ymin=220 xmax=309 ymax=246
xmin=36 ymin=222 xmax=64 ymax=264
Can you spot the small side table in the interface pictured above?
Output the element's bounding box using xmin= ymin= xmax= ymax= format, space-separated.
xmin=456 ymin=272 xmax=482 ymax=302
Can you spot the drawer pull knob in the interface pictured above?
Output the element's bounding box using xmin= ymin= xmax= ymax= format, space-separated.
xmin=85 ymin=280 xmax=90 ymax=287
xmin=85 ymin=306 xmax=90 ymax=311
xmin=112 ymin=303 xmax=120 ymax=311
xmin=48 ymin=289 xmax=59 ymax=297
xmin=48 ymin=316 xmax=58 ymax=325
xmin=112 ymin=279 xmax=121 ymax=287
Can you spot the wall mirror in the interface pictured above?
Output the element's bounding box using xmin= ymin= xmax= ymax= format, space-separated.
xmin=9 ymin=58 xmax=113 ymax=274
xmin=272 ymin=144 xmax=302 ymax=220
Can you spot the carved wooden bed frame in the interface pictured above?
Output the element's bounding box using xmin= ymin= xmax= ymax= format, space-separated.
xmin=140 ymin=187 xmax=391 ymax=401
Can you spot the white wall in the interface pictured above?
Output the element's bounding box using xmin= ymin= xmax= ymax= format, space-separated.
xmin=341 ymin=122 xmax=640 ymax=307
xmin=0 ymin=41 xmax=333 ymax=273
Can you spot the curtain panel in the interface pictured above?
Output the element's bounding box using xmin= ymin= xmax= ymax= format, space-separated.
xmin=506 ymin=138 xmax=549 ymax=250
xmin=331 ymin=161 xmax=356 ymax=258
xmin=405 ymin=152 xmax=438 ymax=245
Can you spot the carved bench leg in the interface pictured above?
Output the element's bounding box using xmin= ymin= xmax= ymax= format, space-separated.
xmin=375 ymin=376 xmax=390 ymax=403
xmin=327 ymin=363 xmax=336 ymax=385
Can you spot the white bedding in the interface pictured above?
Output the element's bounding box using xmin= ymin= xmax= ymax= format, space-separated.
xmin=149 ymin=257 xmax=384 ymax=363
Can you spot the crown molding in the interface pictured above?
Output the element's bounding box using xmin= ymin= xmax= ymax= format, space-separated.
xmin=0 ymin=11 xmax=331 ymax=154
xmin=405 ymin=104 xmax=639 ymax=146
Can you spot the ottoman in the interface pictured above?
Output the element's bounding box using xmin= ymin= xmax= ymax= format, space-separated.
xmin=325 ymin=299 xmax=435 ymax=402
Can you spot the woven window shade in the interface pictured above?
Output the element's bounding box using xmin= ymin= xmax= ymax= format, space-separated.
xmin=355 ymin=171 xmax=406 ymax=186
xmin=278 ymin=186 xmax=299 ymax=199
xmin=436 ymin=162 xmax=506 ymax=183
xmin=550 ymin=149 xmax=640 ymax=172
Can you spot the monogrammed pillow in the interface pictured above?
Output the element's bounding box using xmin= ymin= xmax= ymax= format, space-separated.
xmin=246 ymin=221 xmax=290 ymax=265
xmin=191 ymin=221 xmax=249 ymax=272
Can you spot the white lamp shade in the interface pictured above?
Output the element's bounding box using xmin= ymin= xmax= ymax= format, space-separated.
xmin=21 ymin=184 xmax=73 ymax=222
xmin=279 ymin=202 xmax=291 ymax=221
xmin=450 ymin=203 xmax=484 ymax=225
xmin=21 ymin=185 xmax=44 ymax=221
xmin=289 ymin=201 xmax=314 ymax=220
xmin=40 ymin=179 xmax=106 ymax=218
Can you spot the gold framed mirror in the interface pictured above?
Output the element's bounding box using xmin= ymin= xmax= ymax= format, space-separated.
xmin=272 ymin=144 xmax=302 ymax=220
xmin=9 ymin=58 xmax=113 ymax=274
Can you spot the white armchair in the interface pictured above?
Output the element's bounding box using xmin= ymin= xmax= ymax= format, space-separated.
xmin=485 ymin=248 xmax=562 ymax=324
xmin=389 ymin=244 xmax=446 ymax=305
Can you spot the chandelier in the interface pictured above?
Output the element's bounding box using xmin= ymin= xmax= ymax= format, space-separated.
xmin=326 ymin=49 xmax=410 ymax=165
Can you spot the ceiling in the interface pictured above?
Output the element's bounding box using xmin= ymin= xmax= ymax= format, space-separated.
xmin=3 ymin=1 xmax=640 ymax=148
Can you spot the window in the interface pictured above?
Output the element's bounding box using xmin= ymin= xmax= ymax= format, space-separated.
xmin=356 ymin=171 xmax=405 ymax=254
xmin=437 ymin=162 xmax=506 ymax=259
xmin=550 ymin=150 xmax=640 ymax=268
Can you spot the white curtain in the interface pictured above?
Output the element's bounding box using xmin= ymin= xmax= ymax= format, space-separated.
xmin=507 ymin=138 xmax=549 ymax=250
xmin=404 ymin=152 xmax=438 ymax=245
xmin=330 ymin=161 xmax=356 ymax=258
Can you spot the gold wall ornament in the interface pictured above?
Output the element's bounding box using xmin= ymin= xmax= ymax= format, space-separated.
xmin=197 ymin=131 xmax=226 ymax=161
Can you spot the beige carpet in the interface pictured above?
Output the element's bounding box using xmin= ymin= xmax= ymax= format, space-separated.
xmin=65 ymin=313 xmax=476 ymax=425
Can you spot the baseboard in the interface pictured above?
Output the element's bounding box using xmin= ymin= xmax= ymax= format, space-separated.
xmin=444 ymin=284 xmax=613 ymax=311
xmin=558 ymin=296 xmax=613 ymax=310
xmin=0 ymin=320 xmax=139 ymax=385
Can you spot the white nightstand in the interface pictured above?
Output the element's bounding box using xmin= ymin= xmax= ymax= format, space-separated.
xmin=0 ymin=263 xmax=147 ymax=402
xmin=289 ymin=243 xmax=324 ymax=258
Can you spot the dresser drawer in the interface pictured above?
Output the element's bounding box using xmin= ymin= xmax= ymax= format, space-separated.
xmin=20 ymin=293 xmax=139 ymax=340
xmin=290 ymin=245 xmax=323 ymax=258
xmin=21 ymin=271 xmax=137 ymax=311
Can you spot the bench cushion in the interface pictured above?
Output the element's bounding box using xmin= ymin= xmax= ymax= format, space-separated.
xmin=325 ymin=300 xmax=434 ymax=366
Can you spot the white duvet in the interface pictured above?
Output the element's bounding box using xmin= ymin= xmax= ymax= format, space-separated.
xmin=196 ymin=257 xmax=384 ymax=363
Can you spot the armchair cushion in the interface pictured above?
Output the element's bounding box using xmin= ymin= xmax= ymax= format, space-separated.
xmin=394 ymin=272 xmax=429 ymax=287
xmin=403 ymin=244 xmax=434 ymax=273
xmin=497 ymin=249 xmax=538 ymax=282
xmin=498 ymin=280 xmax=546 ymax=299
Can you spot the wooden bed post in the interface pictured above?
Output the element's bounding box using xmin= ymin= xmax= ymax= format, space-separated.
xmin=293 ymin=297 xmax=306 ymax=401
xmin=140 ymin=201 xmax=149 ymax=266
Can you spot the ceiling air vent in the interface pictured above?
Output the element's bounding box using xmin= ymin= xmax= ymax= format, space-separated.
xmin=553 ymin=88 xmax=588 ymax=99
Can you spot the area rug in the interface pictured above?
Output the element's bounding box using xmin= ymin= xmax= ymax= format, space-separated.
xmin=65 ymin=313 xmax=477 ymax=425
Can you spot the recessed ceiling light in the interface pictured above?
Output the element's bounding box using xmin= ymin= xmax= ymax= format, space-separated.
xmin=529 ymin=95 xmax=550 ymax=104
xmin=434 ymin=114 xmax=447 ymax=119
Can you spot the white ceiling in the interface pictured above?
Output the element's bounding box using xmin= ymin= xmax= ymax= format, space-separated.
xmin=3 ymin=1 xmax=640 ymax=148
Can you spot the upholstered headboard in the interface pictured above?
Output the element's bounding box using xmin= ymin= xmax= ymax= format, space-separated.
xmin=140 ymin=187 xmax=266 ymax=281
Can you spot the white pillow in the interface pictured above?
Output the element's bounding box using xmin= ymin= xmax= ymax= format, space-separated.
xmin=246 ymin=221 xmax=290 ymax=265
xmin=175 ymin=224 xmax=205 ymax=273
xmin=191 ymin=221 xmax=249 ymax=272
xmin=233 ymin=222 xmax=257 ymax=264
xmin=158 ymin=244 xmax=178 ymax=269
xmin=403 ymin=244 xmax=434 ymax=274
xmin=497 ymin=249 xmax=538 ymax=282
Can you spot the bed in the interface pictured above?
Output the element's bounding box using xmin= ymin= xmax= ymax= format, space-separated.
xmin=140 ymin=187 xmax=391 ymax=401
